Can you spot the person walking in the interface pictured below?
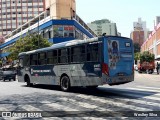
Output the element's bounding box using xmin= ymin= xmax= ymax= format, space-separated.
xmin=156 ymin=62 xmax=159 ymax=74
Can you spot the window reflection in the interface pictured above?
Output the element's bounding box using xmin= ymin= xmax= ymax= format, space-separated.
xmin=64 ymin=26 xmax=74 ymax=37
xmin=53 ymin=25 xmax=63 ymax=37
xmin=38 ymin=25 xmax=89 ymax=40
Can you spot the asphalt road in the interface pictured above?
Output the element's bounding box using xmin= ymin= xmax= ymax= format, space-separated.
xmin=0 ymin=71 xmax=160 ymax=120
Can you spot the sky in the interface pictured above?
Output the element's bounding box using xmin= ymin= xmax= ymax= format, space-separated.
xmin=76 ymin=0 xmax=160 ymax=37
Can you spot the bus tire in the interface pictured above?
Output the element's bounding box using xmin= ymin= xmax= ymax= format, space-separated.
xmin=26 ymin=76 xmax=33 ymax=87
xmin=60 ymin=76 xmax=70 ymax=92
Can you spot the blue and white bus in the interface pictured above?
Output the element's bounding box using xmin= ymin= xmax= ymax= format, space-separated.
xmin=17 ymin=36 xmax=134 ymax=91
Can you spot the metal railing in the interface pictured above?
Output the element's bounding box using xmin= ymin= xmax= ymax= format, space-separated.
xmin=3 ymin=10 xmax=97 ymax=42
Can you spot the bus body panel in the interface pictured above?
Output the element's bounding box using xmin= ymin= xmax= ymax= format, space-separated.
xmin=17 ymin=69 xmax=25 ymax=83
xmin=29 ymin=65 xmax=58 ymax=85
xmin=69 ymin=63 xmax=102 ymax=86
xmin=56 ymin=63 xmax=102 ymax=87
xmin=103 ymin=36 xmax=134 ymax=85
xmin=18 ymin=63 xmax=103 ymax=87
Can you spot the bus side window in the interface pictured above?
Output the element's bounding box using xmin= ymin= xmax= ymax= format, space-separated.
xmin=23 ymin=55 xmax=30 ymax=67
xmin=47 ymin=50 xmax=58 ymax=64
xmin=87 ymin=43 xmax=99 ymax=62
xmin=71 ymin=45 xmax=86 ymax=63
xmin=30 ymin=54 xmax=38 ymax=65
xmin=38 ymin=52 xmax=46 ymax=65
xmin=58 ymin=49 xmax=68 ymax=63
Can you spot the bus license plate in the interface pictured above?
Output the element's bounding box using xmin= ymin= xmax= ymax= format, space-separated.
xmin=118 ymin=73 xmax=124 ymax=76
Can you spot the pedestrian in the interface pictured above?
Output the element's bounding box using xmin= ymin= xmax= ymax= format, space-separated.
xmin=156 ymin=62 xmax=159 ymax=74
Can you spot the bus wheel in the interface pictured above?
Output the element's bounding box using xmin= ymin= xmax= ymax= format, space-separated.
xmin=26 ymin=76 xmax=33 ymax=87
xmin=60 ymin=76 xmax=70 ymax=92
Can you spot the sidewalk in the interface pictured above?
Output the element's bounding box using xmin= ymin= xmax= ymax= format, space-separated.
xmin=153 ymin=69 xmax=160 ymax=75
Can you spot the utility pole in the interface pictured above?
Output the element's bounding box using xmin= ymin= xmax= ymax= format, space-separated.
xmin=38 ymin=16 xmax=40 ymax=49
xmin=37 ymin=0 xmax=40 ymax=49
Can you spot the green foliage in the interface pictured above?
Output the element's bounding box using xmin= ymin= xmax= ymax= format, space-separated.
xmin=8 ymin=34 xmax=52 ymax=60
xmin=139 ymin=51 xmax=155 ymax=63
xmin=0 ymin=60 xmax=2 ymax=66
xmin=134 ymin=52 xmax=140 ymax=61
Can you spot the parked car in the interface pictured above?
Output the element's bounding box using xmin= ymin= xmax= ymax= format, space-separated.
xmin=134 ymin=64 xmax=138 ymax=71
xmin=0 ymin=68 xmax=16 ymax=81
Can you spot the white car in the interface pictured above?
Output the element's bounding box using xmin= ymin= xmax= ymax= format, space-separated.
xmin=134 ymin=64 xmax=138 ymax=71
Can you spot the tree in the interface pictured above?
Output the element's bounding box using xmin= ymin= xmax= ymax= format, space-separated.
xmin=134 ymin=52 xmax=140 ymax=64
xmin=8 ymin=34 xmax=52 ymax=60
xmin=139 ymin=51 xmax=155 ymax=63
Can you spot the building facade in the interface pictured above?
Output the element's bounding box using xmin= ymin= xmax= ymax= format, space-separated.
xmin=133 ymin=18 xmax=150 ymax=41
xmin=130 ymin=30 xmax=144 ymax=46
xmin=87 ymin=19 xmax=118 ymax=36
xmin=0 ymin=0 xmax=96 ymax=58
xmin=133 ymin=18 xmax=146 ymax=31
xmin=141 ymin=23 xmax=160 ymax=60
xmin=0 ymin=0 xmax=45 ymax=41
xmin=156 ymin=16 xmax=160 ymax=26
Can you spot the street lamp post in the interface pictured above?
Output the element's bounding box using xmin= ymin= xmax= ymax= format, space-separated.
xmin=37 ymin=0 xmax=40 ymax=49
xmin=38 ymin=16 xmax=40 ymax=49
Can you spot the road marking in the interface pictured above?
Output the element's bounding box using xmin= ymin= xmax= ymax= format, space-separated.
xmin=114 ymin=97 xmax=160 ymax=108
xmin=127 ymin=87 xmax=160 ymax=93
xmin=45 ymin=102 xmax=78 ymax=111
xmin=0 ymin=104 xmax=16 ymax=111
xmin=136 ymin=86 xmax=160 ymax=90
xmin=59 ymin=97 xmax=116 ymax=111
xmin=77 ymin=94 xmax=152 ymax=111
xmin=42 ymin=117 xmax=63 ymax=120
xmin=21 ymin=105 xmax=42 ymax=111
xmin=59 ymin=97 xmax=100 ymax=109
xmin=58 ymin=98 xmax=126 ymax=117
xmin=0 ymin=107 xmax=8 ymax=111
xmin=99 ymin=87 xmax=160 ymax=101
xmin=109 ymin=91 xmax=160 ymax=101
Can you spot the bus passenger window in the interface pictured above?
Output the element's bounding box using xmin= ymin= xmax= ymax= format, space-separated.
xmin=58 ymin=49 xmax=67 ymax=63
xmin=30 ymin=54 xmax=38 ymax=65
xmin=71 ymin=45 xmax=86 ymax=63
xmin=47 ymin=50 xmax=58 ymax=64
xmin=38 ymin=52 xmax=46 ymax=65
xmin=23 ymin=55 xmax=30 ymax=67
xmin=87 ymin=44 xmax=99 ymax=62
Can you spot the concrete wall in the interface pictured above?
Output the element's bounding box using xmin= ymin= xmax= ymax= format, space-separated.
xmin=45 ymin=0 xmax=76 ymax=19
xmin=87 ymin=22 xmax=118 ymax=36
